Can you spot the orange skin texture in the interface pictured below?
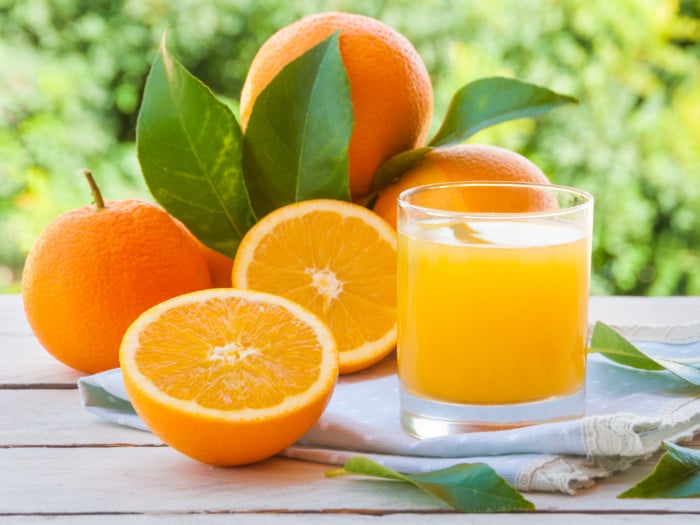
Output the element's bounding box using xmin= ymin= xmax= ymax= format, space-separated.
xmin=172 ymin=219 xmax=234 ymax=288
xmin=122 ymin=366 xmax=335 ymax=466
xmin=240 ymin=11 xmax=433 ymax=200
xmin=184 ymin=233 xmax=233 ymax=288
xmin=21 ymin=200 xmax=212 ymax=373
xmin=196 ymin=241 xmax=234 ymax=288
xmin=373 ymin=144 xmax=555 ymax=228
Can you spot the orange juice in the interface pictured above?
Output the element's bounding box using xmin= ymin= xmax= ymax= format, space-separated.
xmin=397 ymin=219 xmax=589 ymax=405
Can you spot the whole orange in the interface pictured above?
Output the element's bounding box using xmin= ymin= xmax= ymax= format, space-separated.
xmin=239 ymin=11 xmax=433 ymax=200
xmin=21 ymin=172 xmax=212 ymax=373
xmin=372 ymin=144 xmax=553 ymax=228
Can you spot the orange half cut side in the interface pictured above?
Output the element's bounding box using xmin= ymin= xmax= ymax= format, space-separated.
xmin=119 ymin=288 xmax=339 ymax=466
xmin=233 ymin=199 xmax=397 ymax=374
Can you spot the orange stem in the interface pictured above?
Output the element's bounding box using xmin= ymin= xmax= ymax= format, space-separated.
xmin=81 ymin=169 xmax=105 ymax=210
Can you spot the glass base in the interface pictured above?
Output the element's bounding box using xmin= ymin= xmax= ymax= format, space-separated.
xmin=400 ymin=387 xmax=585 ymax=438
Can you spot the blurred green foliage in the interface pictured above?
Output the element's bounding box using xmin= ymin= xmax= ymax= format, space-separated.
xmin=1 ymin=0 xmax=698 ymax=294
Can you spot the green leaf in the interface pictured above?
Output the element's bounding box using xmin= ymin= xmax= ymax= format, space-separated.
xmin=242 ymin=32 xmax=352 ymax=218
xmin=327 ymin=456 xmax=534 ymax=513
xmin=589 ymin=322 xmax=665 ymax=371
xmin=428 ymin=77 xmax=578 ymax=147
xmin=619 ymin=441 xmax=700 ymax=498
xmin=136 ymin=33 xmax=256 ymax=257
xmin=327 ymin=456 xmax=410 ymax=482
xmin=589 ymin=322 xmax=700 ymax=386
xmin=654 ymin=357 xmax=700 ymax=386
xmin=370 ymin=147 xmax=432 ymax=194
xmin=410 ymin=463 xmax=535 ymax=513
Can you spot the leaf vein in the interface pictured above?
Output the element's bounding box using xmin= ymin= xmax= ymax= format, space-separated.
xmin=165 ymin=60 xmax=246 ymax=237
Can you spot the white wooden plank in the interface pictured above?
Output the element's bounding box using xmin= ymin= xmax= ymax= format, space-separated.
xmin=6 ymin=294 xmax=700 ymax=336
xmin=2 ymin=447 xmax=700 ymax=515
xmin=2 ymin=389 xmax=697 ymax=511
xmin=2 ymin=294 xmax=697 ymax=387
xmin=0 ymin=295 xmax=87 ymax=386
xmin=0 ymin=448 xmax=445 ymax=514
xmin=0 ymin=294 xmax=31 ymax=335
xmin=589 ymin=296 xmax=700 ymax=343
xmin=3 ymin=295 xmax=700 ymax=387
xmin=3 ymin=514 xmax=700 ymax=525
xmin=0 ymin=334 xmax=83 ymax=386
xmin=0 ymin=390 xmax=161 ymax=446
xmin=589 ymin=295 xmax=700 ymax=328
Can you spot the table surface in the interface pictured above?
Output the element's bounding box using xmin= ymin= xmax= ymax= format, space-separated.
xmin=2 ymin=294 xmax=700 ymax=524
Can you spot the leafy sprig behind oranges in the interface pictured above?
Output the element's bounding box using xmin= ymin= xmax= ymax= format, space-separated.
xmin=136 ymin=12 xmax=576 ymax=260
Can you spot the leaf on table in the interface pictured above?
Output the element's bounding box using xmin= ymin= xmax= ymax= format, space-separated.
xmin=327 ymin=456 xmax=534 ymax=513
xmin=589 ymin=322 xmax=666 ymax=371
xmin=654 ymin=357 xmax=700 ymax=386
xmin=618 ymin=441 xmax=700 ymax=498
xmin=589 ymin=322 xmax=700 ymax=386
xmin=327 ymin=456 xmax=410 ymax=482
xmin=136 ymin=32 xmax=256 ymax=258
xmin=428 ymin=77 xmax=578 ymax=148
xmin=242 ymin=32 xmax=352 ymax=218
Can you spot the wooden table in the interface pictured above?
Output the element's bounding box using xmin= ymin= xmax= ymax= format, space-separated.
xmin=2 ymin=294 xmax=700 ymax=523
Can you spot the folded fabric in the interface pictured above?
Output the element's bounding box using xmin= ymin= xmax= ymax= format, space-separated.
xmin=78 ymin=336 xmax=700 ymax=495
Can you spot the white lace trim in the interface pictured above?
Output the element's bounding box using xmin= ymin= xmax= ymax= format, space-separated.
xmin=582 ymin=414 xmax=648 ymax=456
xmin=515 ymin=455 xmax=638 ymax=494
xmin=601 ymin=322 xmax=700 ymax=344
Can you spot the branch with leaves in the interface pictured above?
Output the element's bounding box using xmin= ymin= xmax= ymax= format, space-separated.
xmin=136 ymin=32 xmax=576 ymax=258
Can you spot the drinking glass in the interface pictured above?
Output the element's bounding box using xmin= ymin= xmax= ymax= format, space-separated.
xmin=397 ymin=181 xmax=594 ymax=438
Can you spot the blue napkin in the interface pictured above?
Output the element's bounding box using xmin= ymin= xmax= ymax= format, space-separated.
xmin=79 ymin=339 xmax=700 ymax=494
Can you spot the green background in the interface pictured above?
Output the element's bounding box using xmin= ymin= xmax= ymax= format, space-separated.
xmin=2 ymin=0 xmax=699 ymax=295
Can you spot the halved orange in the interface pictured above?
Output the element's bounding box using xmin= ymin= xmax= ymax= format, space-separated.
xmin=232 ymin=199 xmax=397 ymax=375
xmin=119 ymin=288 xmax=338 ymax=466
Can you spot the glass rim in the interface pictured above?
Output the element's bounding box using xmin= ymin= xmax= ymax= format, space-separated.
xmin=397 ymin=181 xmax=594 ymax=220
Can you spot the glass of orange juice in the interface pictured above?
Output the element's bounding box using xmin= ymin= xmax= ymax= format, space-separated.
xmin=397 ymin=181 xmax=594 ymax=438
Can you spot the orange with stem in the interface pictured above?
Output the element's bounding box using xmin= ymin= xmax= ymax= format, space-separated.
xmin=21 ymin=170 xmax=212 ymax=373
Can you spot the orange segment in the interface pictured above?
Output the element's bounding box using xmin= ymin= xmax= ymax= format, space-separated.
xmin=232 ymin=199 xmax=397 ymax=374
xmin=119 ymin=288 xmax=338 ymax=466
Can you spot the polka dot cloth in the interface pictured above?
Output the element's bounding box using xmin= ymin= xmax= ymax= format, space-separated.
xmin=79 ymin=339 xmax=700 ymax=494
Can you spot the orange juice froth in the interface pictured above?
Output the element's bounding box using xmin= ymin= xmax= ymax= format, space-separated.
xmin=397 ymin=219 xmax=590 ymax=405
